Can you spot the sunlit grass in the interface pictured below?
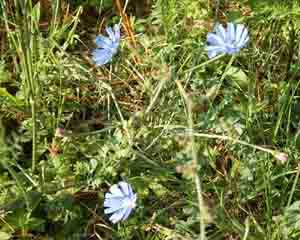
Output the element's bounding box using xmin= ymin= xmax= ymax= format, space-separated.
xmin=0 ymin=0 xmax=300 ymax=239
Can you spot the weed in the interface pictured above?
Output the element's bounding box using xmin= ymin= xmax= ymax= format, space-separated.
xmin=1 ymin=0 xmax=300 ymax=239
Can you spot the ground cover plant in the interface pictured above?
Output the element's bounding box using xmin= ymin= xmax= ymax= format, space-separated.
xmin=1 ymin=0 xmax=300 ymax=239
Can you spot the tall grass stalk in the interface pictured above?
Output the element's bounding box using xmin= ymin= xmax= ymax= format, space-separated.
xmin=20 ymin=1 xmax=38 ymax=173
xmin=2 ymin=0 xmax=39 ymax=172
xmin=159 ymin=125 xmax=283 ymax=157
xmin=211 ymin=55 xmax=235 ymax=102
xmin=185 ymin=53 xmax=225 ymax=73
xmin=287 ymin=163 xmax=300 ymax=207
xmin=176 ymin=80 xmax=206 ymax=240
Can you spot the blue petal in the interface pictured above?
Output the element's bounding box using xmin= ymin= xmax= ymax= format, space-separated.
xmin=206 ymin=45 xmax=226 ymax=57
xmin=235 ymin=24 xmax=245 ymax=45
xmin=109 ymin=207 xmax=128 ymax=224
xmin=104 ymin=181 xmax=136 ymax=223
xmin=92 ymin=49 xmax=113 ymax=66
xmin=207 ymin=33 xmax=225 ymax=46
xmin=207 ymin=50 xmax=218 ymax=59
xmin=104 ymin=197 xmax=124 ymax=208
xmin=215 ymin=23 xmax=227 ymax=41
xmin=106 ymin=27 xmax=115 ymax=42
xmin=108 ymin=183 xmax=125 ymax=197
xmin=236 ymin=36 xmax=249 ymax=50
xmin=121 ymin=207 xmax=133 ymax=221
xmin=105 ymin=193 xmax=114 ymax=199
xmin=206 ymin=22 xmax=249 ymax=58
xmin=118 ymin=181 xmax=130 ymax=196
xmin=225 ymin=44 xmax=239 ymax=54
xmin=243 ymin=36 xmax=250 ymax=46
xmin=131 ymin=193 xmax=137 ymax=204
xmin=93 ymin=25 xmax=121 ymax=66
xmin=236 ymin=27 xmax=249 ymax=48
xmin=128 ymin=184 xmax=134 ymax=197
xmin=226 ymin=22 xmax=235 ymax=42
xmin=104 ymin=206 xmax=123 ymax=215
xmin=104 ymin=202 xmax=125 ymax=214
xmin=110 ymin=42 xmax=119 ymax=55
xmin=113 ymin=24 xmax=121 ymax=42
xmin=95 ymin=35 xmax=112 ymax=48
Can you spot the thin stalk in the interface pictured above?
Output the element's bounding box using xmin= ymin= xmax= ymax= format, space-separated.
xmin=20 ymin=1 xmax=37 ymax=172
xmin=107 ymin=65 xmax=112 ymax=135
xmin=211 ymin=55 xmax=235 ymax=102
xmin=12 ymin=0 xmax=38 ymax=173
xmin=4 ymin=0 xmax=38 ymax=173
xmin=190 ymin=132 xmax=275 ymax=155
xmin=242 ymin=218 xmax=250 ymax=240
xmin=214 ymin=0 xmax=220 ymax=22
xmin=115 ymin=0 xmax=140 ymax=64
xmin=155 ymin=125 xmax=281 ymax=156
xmin=30 ymin=97 xmax=37 ymax=172
xmin=177 ymin=130 xmax=276 ymax=155
xmin=185 ymin=53 xmax=225 ymax=72
xmin=287 ymin=163 xmax=300 ymax=207
xmin=145 ymin=77 xmax=168 ymax=114
xmin=110 ymin=90 xmax=133 ymax=145
xmin=176 ymin=80 xmax=206 ymax=240
xmin=263 ymin=158 xmax=272 ymax=238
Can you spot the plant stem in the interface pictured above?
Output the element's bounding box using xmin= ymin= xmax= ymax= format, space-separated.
xmin=145 ymin=77 xmax=168 ymax=114
xmin=18 ymin=0 xmax=38 ymax=173
xmin=177 ymin=130 xmax=275 ymax=155
xmin=211 ymin=55 xmax=235 ymax=102
xmin=189 ymin=132 xmax=274 ymax=155
xmin=176 ymin=80 xmax=206 ymax=240
xmin=287 ymin=163 xmax=300 ymax=207
xmin=31 ymin=97 xmax=37 ymax=172
xmin=185 ymin=53 xmax=225 ymax=72
xmin=214 ymin=0 xmax=220 ymax=22
xmin=155 ymin=125 xmax=279 ymax=156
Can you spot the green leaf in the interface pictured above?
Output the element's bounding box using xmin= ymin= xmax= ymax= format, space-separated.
xmin=226 ymin=66 xmax=249 ymax=89
xmin=284 ymin=201 xmax=300 ymax=230
xmin=0 ymin=232 xmax=11 ymax=240
xmin=0 ymin=88 xmax=23 ymax=107
xmin=32 ymin=2 xmax=41 ymax=24
xmin=0 ymin=61 xmax=10 ymax=83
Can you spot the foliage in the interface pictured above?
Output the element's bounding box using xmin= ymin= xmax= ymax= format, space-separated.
xmin=1 ymin=0 xmax=300 ymax=239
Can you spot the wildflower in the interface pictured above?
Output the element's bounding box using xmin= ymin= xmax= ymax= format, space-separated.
xmin=54 ymin=127 xmax=65 ymax=138
xmin=92 ymin=24 xmax=120 ymax=66
xmin=206 ymin=22 xmax=249 ymax=59
xmin=104 ymin=181 xmax=137 ymax=224
xmin=273 ymin=151 xmax=288 ymax=164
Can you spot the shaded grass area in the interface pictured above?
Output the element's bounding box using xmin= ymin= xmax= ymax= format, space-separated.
xmin=1 ymin=0 xmax=300 ymax=239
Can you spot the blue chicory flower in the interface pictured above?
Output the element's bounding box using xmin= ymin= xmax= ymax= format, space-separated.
xmin=92 ymin=24 xmax=121 ymax=66
xmin=104 ymin=181 xmax=137 ymax=224
xmin=206 ymin=22 xmax=249 ymax=59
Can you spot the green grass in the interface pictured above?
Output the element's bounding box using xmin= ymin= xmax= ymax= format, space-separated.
xmin=1 ymin=0 xmax=300 ymax=239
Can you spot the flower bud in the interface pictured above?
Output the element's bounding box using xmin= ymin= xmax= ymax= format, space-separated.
xmin=274 ymin=152 xmax=288 ymax=164
xmin=55 ymin=128 xmax=65 ymax=138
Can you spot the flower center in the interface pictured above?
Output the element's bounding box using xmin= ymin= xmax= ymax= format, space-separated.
xmin=225 ymin=42 xmax=238 ymax=53
xmin=122 ymin=196 xmax=136 ymax=209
